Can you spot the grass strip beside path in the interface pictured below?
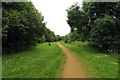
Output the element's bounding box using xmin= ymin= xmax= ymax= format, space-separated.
xmin=2 ymin=42 xmax=66 ymax=78
xmin=62 ymin=42 xmax=118 ymax=78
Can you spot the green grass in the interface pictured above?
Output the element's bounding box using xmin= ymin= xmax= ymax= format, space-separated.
xmin=62 ymin=41 xmax=118 ymax=78
xmin=0 ymin=56 xmax=2 ymax=78
xmin=2 ymin=42 xmax=66 ymax=78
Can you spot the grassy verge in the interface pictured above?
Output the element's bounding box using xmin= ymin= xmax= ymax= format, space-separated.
xmin=2 ymin=42 xmax=66 ymax=78
xmin=62 ymin=41 xmax=118 ymax=78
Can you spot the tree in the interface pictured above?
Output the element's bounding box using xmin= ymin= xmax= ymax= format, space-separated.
xmin=67 ymin=3 xmax=89 ymax=41
xmin=63 ymin=30 xmax=80 ymax=43
xmin=84 ymin=2 xmax=120 ymax=53
xmin=2 ymin=2 xmax=47 ymax=53
xmin=66 ymin=2 xmax=120 ymax=53
xmin=44 ymin=28 xmax=56 ymax=42
xmin=90 ymin=15 xmax=118 ymax=52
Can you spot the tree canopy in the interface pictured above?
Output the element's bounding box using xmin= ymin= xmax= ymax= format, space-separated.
xmin=66 ymin=2 xmax=120 ymax=53
xmin=2 ymin=2 xmax=57 ymax=53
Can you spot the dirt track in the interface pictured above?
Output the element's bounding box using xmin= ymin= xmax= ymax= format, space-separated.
xmin=58 ymin=43 xmax=89 ymax=78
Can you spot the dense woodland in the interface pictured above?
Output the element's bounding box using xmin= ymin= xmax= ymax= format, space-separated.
xmin=64 ymin=2 xmax=120 ymax=53
xmin=2 ymin=1 xmax=120 ymax=54
xmin=2 ymin=1 xmax=118 ymax=78
xmin=2 ymin=2 xmax=59 ymax=53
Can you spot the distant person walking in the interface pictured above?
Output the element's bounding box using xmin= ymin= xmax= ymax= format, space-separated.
xmin=48 ymin=42 xmax=51 ymax=46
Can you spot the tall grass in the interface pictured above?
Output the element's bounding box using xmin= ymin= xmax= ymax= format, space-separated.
xmin=2 ymin=42 xmax=66 ymax=78
xmin=62 ymin=41 xmax=118 ymax=78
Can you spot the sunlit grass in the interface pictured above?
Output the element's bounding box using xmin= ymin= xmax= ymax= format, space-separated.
xmin=62 ymin=41 xmax=118 ymax=78
xmin=2 ymin=42 xmax=66 ymax=78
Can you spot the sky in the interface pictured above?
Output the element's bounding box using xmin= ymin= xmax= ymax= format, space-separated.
xmin=31 ymin=0 xmax=83 ymax=36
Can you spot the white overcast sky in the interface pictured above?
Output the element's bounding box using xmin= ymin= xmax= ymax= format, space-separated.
xmin=31 ymin=0 xmax=83 ymax=36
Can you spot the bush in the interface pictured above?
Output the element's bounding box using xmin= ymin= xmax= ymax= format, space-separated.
xmin=2 ymin=2 xmax=45 ymax=53
xmin=90 ymin=15 xmax=119 ymax=53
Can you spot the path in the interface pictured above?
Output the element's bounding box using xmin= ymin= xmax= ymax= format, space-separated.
xmin=58 ymin=43 xmax=89 ymax=78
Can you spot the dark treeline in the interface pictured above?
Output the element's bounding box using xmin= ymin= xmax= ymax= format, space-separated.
xmin=64 ymin=1 xmax=120 ymax=53
xmin=2 ymin=2 xmax=58 ymax=54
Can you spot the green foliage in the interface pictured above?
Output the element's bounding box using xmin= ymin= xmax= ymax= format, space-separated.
xmin=67 ymin=3 xmax=90 ymax=41
xmin=63 ymin=30 xmax=80 ymax=43
xmin=63 ymin=36 xmax=69 ymax=43
xmin=2 ymin=2 xmax=43 ymax=53
xmin=44 ymin=28 xmax=57 ymax=42
xmin=86 ymin=2 xmax=120 ymax=53
xmin=37 ymin=35 xmax=46 ymax=43
xmin=90 ymin=15 xmax=119 ymax=52
xmin=67 ymin=3 xmax=81 ymax=32
xmin=56 ymin=35 xmax=63 ymax=41
xmin=66 ymin=2 xmax=120 ymax=53
xmin=116 ymin=2 xmax=120 ymax=20
xmin=2 ymin=2 xmax=57 ymax=53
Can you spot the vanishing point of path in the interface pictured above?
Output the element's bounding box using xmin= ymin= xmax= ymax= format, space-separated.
xmin=58 ymin=43 xmax=89 ymax=78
